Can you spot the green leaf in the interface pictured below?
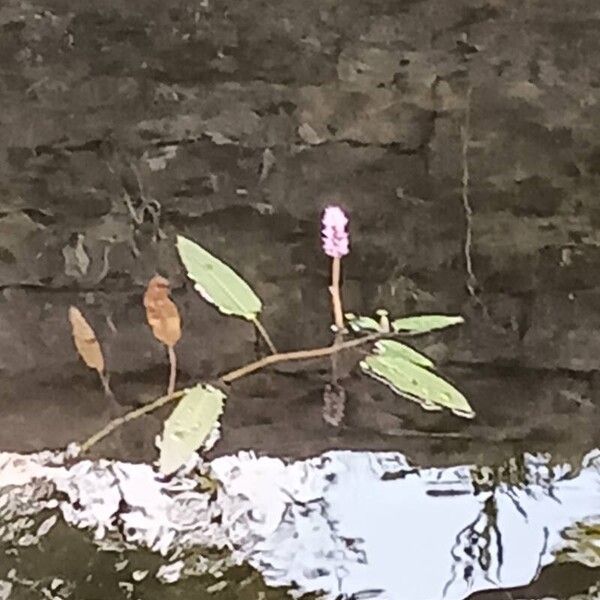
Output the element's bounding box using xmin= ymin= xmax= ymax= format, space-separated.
xmin=392 ymin=315 xmax=464 ymax=335
xmin=158 ymin=384 xmax=226 ymax=475
xmin=360 ymin=352 xmax=475 ymax=418
xmin=345 ymin=313 xmax=381 ymax=333
xmin=373 ymin=340 xmax=435 ymax=369
xmin=176 ymin=235 xmax=262 ymax=320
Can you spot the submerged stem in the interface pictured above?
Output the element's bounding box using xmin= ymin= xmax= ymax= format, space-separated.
xmin=330 ymin=331 xmax=344 ymax=383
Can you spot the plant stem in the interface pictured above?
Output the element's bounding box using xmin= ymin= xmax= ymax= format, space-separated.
xmin=80 ymin=332 xmax=382 ymax=453
xmin=328 ymin=258 xmax=344 ymax=389
xmin=330 ymin=331 xmax=343 ymax=384
xmin=167 ymin=345 xmax=177 ymax=396
xmin=220 ymin=332 xmax=378 ymax=383
xmin=252 ymin=317 xmax=277 ymax=354
xmin=98 ymin=371 xmax=114 ymax=399
xmin=330 ymin=257 xmax=344 ymax=330
xmin=80 ymin=389 xmax=186 ymax=453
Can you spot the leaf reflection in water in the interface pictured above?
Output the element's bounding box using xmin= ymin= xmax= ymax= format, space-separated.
xmin=0 ymin=449 xmax=598 ymax=600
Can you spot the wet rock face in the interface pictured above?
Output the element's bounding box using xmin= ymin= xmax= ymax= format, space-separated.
xmin=0 ymin=0 xmax=599 ymax=459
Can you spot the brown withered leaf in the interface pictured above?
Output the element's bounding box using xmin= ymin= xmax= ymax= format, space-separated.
xmin=144 ymin=275 xmax=181 ymax=348
xmin=68 ymin=306 xmax=105 ymax=373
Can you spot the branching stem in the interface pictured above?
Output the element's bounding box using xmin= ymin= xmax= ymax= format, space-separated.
xmin=80 ymin=389 xmax=186 ymax=453
xmin=220 ymin=332 xmax=380 ymax=383
xmin=80 ymin=332 xmax=382 ymax=453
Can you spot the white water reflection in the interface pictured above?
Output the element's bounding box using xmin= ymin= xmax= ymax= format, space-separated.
xmin=0 ymin=448 xmax=599 ymax=599
xmin=209 ymin=450 xmax=600 ymax=599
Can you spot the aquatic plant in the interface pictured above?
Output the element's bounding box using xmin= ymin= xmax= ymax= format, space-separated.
xmin=143 ymin=275 xmax=181 ymax=395
xmin=74 ymin=205 xmax=474 ymax=474
xmin=321 ymin=205 xmax=349 ymax=330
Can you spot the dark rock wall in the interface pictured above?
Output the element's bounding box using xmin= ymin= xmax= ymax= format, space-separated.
xmin=0 ymin=0 xmax=598 ymax=462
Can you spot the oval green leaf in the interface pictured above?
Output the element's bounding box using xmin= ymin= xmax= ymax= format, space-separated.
xmin=392 ymin=315 xmax=464 ymax=335
xmin=373 ymin=339 xmax=435 ymax=369
xmin=345 ymin=313 xmax=381 ymax=333
xmin=360 ymin=352 xmax=475 ymax=418
xmin=157 ymin=384 xmax=226 ymax=475
xmin=177 ymin=235 xmax=262 ymax=320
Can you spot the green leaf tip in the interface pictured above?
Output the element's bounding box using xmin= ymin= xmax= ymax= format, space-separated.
xmin=392 ymin=315 xmax=465 ymax=335
xmin=158 ymin=383 xmax=226 ymax=475
xmin=345 ymin=314 xmax=382 ymax=333
xmin=176 ymin=235 xmax=262 ymax=320
xmin=373 ymin=339 xmax=435 ymax=369
xmin=360 ymin=346 xmax=474 ymax=419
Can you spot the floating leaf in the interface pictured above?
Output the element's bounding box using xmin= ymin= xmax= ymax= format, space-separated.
xmin=143 ymin=275 xmax=181 ymax=348
xmin=177 ymin=235 xmax=262 ymax=320
xmin=158 ymin=384 xmax=226 ymax=475
xmin=392 ymin=315 xmax=464 ymax=335
xmin=345 ymin=313 xmax=381 ymax=333
xmin=360 ymin=349 xmax=474 ymax=418
xmin=68 ymin=306 xmax=105 ymax=373
xmin=373 ymin=340 xmax=435 ymax=369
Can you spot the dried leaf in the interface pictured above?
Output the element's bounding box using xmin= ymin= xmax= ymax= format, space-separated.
xmin=68 ymin=306 xmax=105 ymax=372
xmin=143 ymin=275 xmax=181 ymax=348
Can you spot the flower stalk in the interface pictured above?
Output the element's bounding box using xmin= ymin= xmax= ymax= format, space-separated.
xmin=330 ymin=257 xmax=344 ymax=331
xmin=321 ymin=205 xmax=349 ymax=331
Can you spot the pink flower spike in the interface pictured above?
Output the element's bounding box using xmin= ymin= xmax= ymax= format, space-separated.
xmin=321 ymin=205 xmax=350 ymax=258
